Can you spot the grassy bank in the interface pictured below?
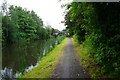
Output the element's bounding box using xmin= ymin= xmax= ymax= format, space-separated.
xmin=20 ymin=38 xmax=68 ymax=78
xmin=72 ymin=37 xmax=103 ymax=78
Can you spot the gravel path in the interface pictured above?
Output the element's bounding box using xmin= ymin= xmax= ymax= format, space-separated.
xmin=52 ymin=38 xmax=90 ymax=78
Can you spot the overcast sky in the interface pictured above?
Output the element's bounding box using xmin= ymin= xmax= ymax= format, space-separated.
xmin=0 ymin=0 xmax=72 ymax=31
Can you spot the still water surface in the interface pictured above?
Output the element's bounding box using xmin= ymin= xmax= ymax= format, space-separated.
xmin=2 ymin=38 xmax=57 ymax=78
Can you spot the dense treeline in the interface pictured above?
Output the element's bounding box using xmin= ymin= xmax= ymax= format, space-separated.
xmin=1 ymin=1 xmax=60 ymax=45
xmin=65 ymin=2 xmax=120 ymax=78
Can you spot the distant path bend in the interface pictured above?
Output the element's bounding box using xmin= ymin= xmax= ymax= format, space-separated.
xmin=52 ymin=38 xmax=90 ymax=78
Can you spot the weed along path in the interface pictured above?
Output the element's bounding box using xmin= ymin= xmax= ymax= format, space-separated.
xmin=51 ymin=38 xmax=90 ymax=78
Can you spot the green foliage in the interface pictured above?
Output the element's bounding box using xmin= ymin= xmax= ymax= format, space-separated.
xmin=1 ymin=3 xmax=55 ymax=44
xmin=56 ymin=34 xmax=66 ymax=44
xmin=65 ymin=2 xmax=120 ymax=78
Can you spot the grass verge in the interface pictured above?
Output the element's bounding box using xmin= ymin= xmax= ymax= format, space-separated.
xmin=20 ymin=38 xmax=68 ymax=78
xmin=72 ymin=37 xmax=103 ymax=78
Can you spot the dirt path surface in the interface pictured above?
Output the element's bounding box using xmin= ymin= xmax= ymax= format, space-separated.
xmin=52 ymin=38 xmax=90 ymax=78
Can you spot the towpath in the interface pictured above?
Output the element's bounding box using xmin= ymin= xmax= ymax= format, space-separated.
xmin=52 ymin=38 xmax=90 ymax=78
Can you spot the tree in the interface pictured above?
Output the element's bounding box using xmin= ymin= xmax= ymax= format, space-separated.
xmin=64 ymin=2 xmax=120 ymax=78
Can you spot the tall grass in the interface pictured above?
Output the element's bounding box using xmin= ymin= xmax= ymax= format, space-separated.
xmin=38 ymin=34 xmax=66 ymax=60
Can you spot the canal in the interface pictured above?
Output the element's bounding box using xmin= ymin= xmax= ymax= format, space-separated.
xmin=2 ymin=38 xmax=59 ymax=78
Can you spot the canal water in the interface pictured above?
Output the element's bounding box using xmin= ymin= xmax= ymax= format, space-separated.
xmin=1 ymin=38 xmax=58 ymax=78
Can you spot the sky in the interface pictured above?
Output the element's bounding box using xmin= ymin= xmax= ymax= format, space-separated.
xmin=0 ymin=0 xmax=72 ymax=31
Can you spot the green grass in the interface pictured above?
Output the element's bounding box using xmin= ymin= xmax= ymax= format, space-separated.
xmin=20 ymin=38 xmax=68 ymax=78
xmin=72 ymin=37 xmax=104 ymax=78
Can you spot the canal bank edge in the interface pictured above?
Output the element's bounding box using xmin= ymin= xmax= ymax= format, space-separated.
xmin=19 ymin=38 xmax=68 ymax=78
